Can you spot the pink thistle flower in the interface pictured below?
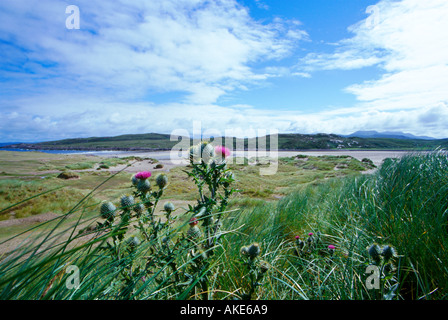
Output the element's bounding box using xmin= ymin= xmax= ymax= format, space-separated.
xmin=214 ymin=145 xmax=231 ymax=158
xmin=328 ymin=245 xmax=335 ymax=250
xmin=189 ymin=217 xmax=198 ymax=226
xmin=308 ymin=232 xmax=314 ymax=237
xmin=295 ymin=235 xmax=300 ymax=240
xmin=135 ymin=171 xmax=151 ymax=180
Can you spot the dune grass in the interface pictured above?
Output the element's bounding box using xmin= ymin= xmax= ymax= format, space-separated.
xmin=0 ymin=150 xmax=446 ymax=300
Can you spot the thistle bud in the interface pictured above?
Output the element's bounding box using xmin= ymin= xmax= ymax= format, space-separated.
xmin=187 ymin=225 xmax=202 ymax=240
xmin=247 ymin=243 xmax=261 ymax=259
xmin=368 ymin=243 xmax=382 ymax=264
xmin=120 ymin=195 xmax=135 ymax=209
xmin=381 ymin=245 xmax=396 ymax=262
xmin=200 ymin=142 xmax=215 ymax=163
xmin=156 ymin=173 xmax=168 ymax=189
xmin=164 ymin=202 xmax=175 ymax=214
xmin=127 ymin=236 xmax=141 ymax=248
xmin=100 ymin=201 xmax=116 ymax=220
xmin=134 ymin=203 xmax=146 ymax=215
xmin=131 ymin=175 xmax=139 ymax=186
xmin=189 ymin=145 xmax=200 ymax=163
xmin=137 ymin=179 xmax=151 ymax=193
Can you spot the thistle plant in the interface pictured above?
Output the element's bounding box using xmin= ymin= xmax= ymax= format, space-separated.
xmin=96 ymin=170 xmax=183 ymax=299
xmin=239 ymin=242 xmax=270 ymax=300
xmin=367 ymin=243 xmax=401 ymax=300
xmin=184 ymin=142 xmax=235 ymax=254
xmin=182 ymin=142 xmax=236 ymax=299
xmin=94 ymin=142 xmax=236 ymax=300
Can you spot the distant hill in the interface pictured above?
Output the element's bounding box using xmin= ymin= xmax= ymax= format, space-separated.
xmin=0 ymin=142 xmax=21 ymax=147
xmin=344 ymin=130 xmax=436 ymax=140
xmin=2 ymin=132 xmax=448 ymax=152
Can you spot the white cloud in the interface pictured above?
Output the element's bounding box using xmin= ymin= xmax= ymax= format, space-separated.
xmin=0 ymin=0 xmax=305 ymax=104
xmin=296 ymin=0 xmax=448 ymax=137
xmin=2 ymin=0 xmax=448 ymax=142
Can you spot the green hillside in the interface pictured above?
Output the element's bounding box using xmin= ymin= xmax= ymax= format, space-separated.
xmin=3 ymin=132 xmax=448 ymax=151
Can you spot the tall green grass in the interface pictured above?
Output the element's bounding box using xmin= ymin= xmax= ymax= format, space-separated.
xmin=0 ymin=150 xmax=447 ymax=299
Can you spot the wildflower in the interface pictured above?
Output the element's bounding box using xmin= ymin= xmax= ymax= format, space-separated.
xmin=135 ymin=171 xmax=151 ymax=180
xmin=295 ymin=235 xmax=304 ymax=249
xmin=189 ymin=217 xmax=199 ymax=226
xmin=328 ymin=245 xmax=336 ymax=255
xmin=214 ymin=145 xmax=231 ymax=159
xmin=155 ymin=173 xmax=168 ymax=189
xmin=100 ymin=201 xmax=116 ymax=220
xmin=307 ymin=232 xmax=314 ymax=243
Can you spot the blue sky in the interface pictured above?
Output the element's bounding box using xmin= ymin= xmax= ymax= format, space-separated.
xmin=1 ymin=0 xmax=448 ymax=142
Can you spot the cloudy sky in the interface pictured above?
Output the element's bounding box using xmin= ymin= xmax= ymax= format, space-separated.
xmin=1 ymin=0 xmax=447 ymax=142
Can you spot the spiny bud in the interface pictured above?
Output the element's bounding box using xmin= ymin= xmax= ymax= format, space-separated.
xmin=134 ymin=203 xmax=146 ymax=215
xmin=164 ymin=202 xmax=175 ymax=214
xmin=120 ymin=195 xmax=135 ymax=209
xmin=368 ymin=243 xmax=382 ymax=264
xmin=247 ymin=243 xmax=261 ymax=259
xmin=200 ymin=142 xmax=215 ymax=163
xmin=189 ymin=145 xmax=200 ymax=163
xmin=187 ymin=225 xmax=202 ymax=240
xmin=240 ymin=246 xmax=249 ymax=256
xmin=100 ymin=201 xmax=116 ymax=220
xmin=156 ymin=173 xmax=168 ymax=189
xmin=137 ymin=179 xmax=151 ymax=193
xmin=381 ymin=245 xmax=396 ymax=262
xmin=127 ymin=236 xmax=141 ymax=248
xmin=131 ymin=175 xmax=139 ymax=186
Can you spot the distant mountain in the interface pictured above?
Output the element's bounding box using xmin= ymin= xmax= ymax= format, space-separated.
xmin=0 ymin=142 xmax=21 ymax=147
xmin=344 ymin=131 xmax=436 ymax=140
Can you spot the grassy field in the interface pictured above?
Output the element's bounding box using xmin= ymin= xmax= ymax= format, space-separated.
xmin=0 ymin=149 xmax=446 ymax=300
xmin=0 ymin=151 xmax=374 ymax=221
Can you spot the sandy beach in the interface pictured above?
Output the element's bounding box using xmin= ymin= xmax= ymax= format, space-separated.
xmin=80 ymin=149 xmax=410 ymax=168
